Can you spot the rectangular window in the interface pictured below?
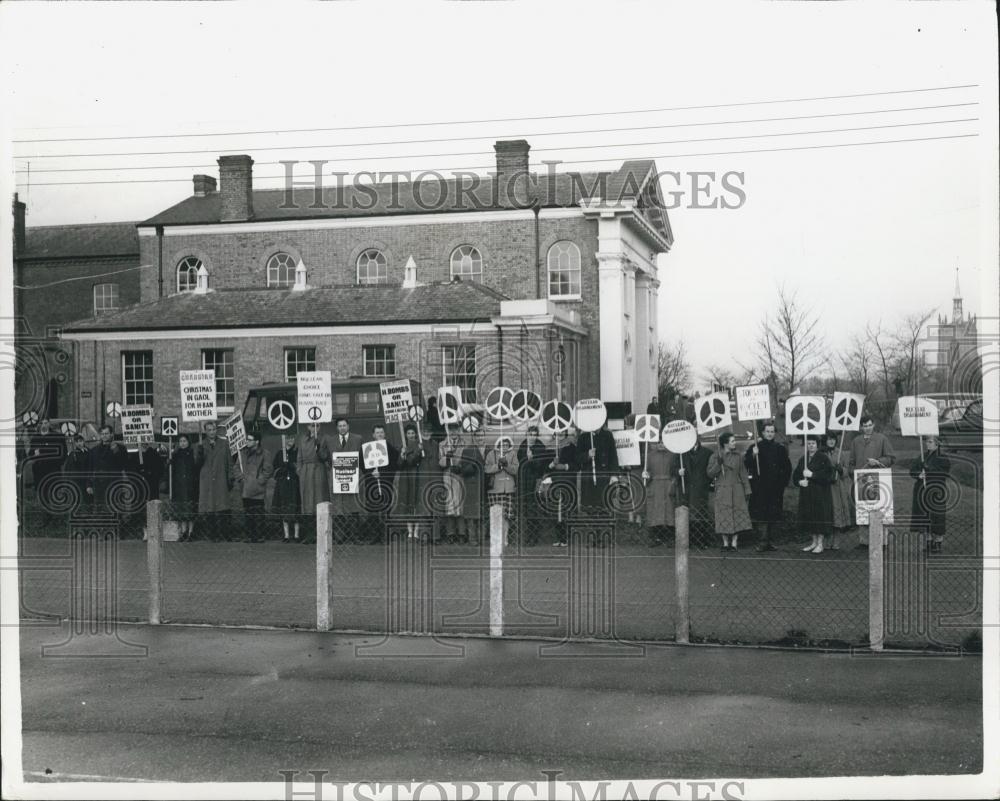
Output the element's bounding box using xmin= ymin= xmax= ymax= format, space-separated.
xmin=94 ymin=283 xmax=120 ymax=316
xmin=355 ymin=391 xmax=381 ymax=415
xmin=363 ymin=345 xmax=396 ymax=377
xmin=284 ymin=347 xmax=316 ymax=381
xmin=443 ymin=344 xmax=477 ymax=403
xmin=202 ymin=349 xmax=235 ymax=410
xmin=121 ymin=351 xmax=153 ymax=406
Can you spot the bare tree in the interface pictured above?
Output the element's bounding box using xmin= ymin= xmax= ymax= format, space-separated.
xmin=702 ymin=363 xmax=738 ymax=390
xmin=865 ymin=320 xmax=896 ymax=402
xmin=841 ymin=333 xmax=875 ymax=396
xmin=892 ymin=308 xmax=937 ymax=395
xmin=752 ymin=285 xmax=824 ymax=394
xmin=657 ymin=339 xmax=692 ymax=399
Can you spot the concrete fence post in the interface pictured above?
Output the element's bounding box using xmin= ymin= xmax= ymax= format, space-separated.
xmin=868 ymin=510 xmax=885 ymax=652
xmin=146 ymin=500 xmax=163 ymax=625
xmin=674 ymin=505 xmax=690 ymax=644
xmin=316 ymin=502 xmax=333 ymax=631
xmin=489 ymin=504 xmax=504 ymax=638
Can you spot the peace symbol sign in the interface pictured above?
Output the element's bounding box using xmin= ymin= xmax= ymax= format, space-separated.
xmin=694 ymin=392 xmax=731 ymax=434
xmin=829 ymin=392 xmax=864 ymax=432
xmin=539 ymin=399 xmax=573 ymax=433
xmin=22 ymin=410 xmax=39 ymax=427
xmin=438 ymin=386 xmax=463 ymax=425
xmin=161 ymin=417 xmax=178 ymax=437
xmin=634 ymin=414 xmax=661 ymax=443
xmin=106 ymin=401 xmax=122 ymax=418
xmin=786 ymin=395 xmax=826 ymax=435
xmin=60 ymin=421 xmax=78 ymax=437
xmin=510 ymin=390 xmax=541 ymax=423
xmin=485 ymin=386 xmax=514 ymax=422
xmin=407 ymin=404 xmax=425 ymax=422
xmin=307 ymin=406 xmax=323 ymax=421
xmin=268 ymin=400 xmax=296 ymax=430
xmin=461 ymin=415 xmax=482 ymax=432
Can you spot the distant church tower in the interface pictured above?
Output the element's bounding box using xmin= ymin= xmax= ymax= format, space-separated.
xmin=934 ymin=267 xmax=979 ymax=393
xmin=952 ymin=268 xmax=963 ymax=324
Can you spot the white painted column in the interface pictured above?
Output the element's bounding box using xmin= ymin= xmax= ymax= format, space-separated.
xmin=597 ymin=252 xmax=627 ymax=402
xmin=634 ymin=272 xmax=652 ymax=408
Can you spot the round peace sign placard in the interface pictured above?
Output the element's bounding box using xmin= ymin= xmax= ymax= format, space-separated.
xmin=22 ymin=411 xmax=39 ymax=427
xmin=694 ymin=392 xmax=731 ymax=434
xmin=485 ymin=386 xmax=514 ymax=422
xmin=573 ymin=398 xmax=607 ymax=432
xmin=828 ymin=392 xmax=864 ymax=432
xmin=268 ymin=400 xmax=296 ymax=430
xmin=634 ymin=414 xmax=661 ymax=443
xmin=540 ymin=399 xmax=573 ymax=433
xmin=106 ymin=401 xmax=123 ymax=418
xmin=407 ymin=404 xmax=425 ymax=422
xmin=661 ymin=420 xmax=697 ymax=454
xmin=60 ymin=421 xmax=78 ymax=437
xmin=438 ymin=386 xmax=463 ymax=425
xmin=785 ymin=395 xmax=826 ymax=436
xmin=461 ymin=415 xmax=482 ymax=432
xmin=509 ymin=390 xmax=542 ymax=423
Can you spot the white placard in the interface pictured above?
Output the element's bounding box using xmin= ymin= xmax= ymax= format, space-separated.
xmin=380 ymin=379 xmax=414 ymax=424
xmin=735 ymin=384 xmax=771 ymax=421
xmin=121 ymin=405 xmax=154 ymax=449
xmin=634 ymin=414 xmax=661 ymax=443
xmin=573 ymin=398 xmax=607 ymax=432
xmin=297 ymin=371 xmax=332 ymax=424
xmin=829 ymin=392 xmax=865 ymax=432
xmin=180 ymin=370 xmax=217 ymax=422
xmin=661 ymin=420 xmax=698 ymax=453
xmin=785 ymin=395 xmax=826 ymax=436
xmin=332 ymin=453 xmax=360 ymax=494
xmin=362 ymin=440 xmax=390 ymax=469
xmin=160 ymin=416 xmax=178 ymax=437
xmin=612 ymin=429 xmax=641 ymax=467
xmin=897 ymin=396 xmax=939 ymax=437
xmin=694 ymin=392 xmax=732 ymax=434
xmin=223 ymin=412 xmax=247 ymax=456
xmin=438 ymin=386 xmax=463 ymax=425
xmin=854 ymin=468 xmax=894 ymax=524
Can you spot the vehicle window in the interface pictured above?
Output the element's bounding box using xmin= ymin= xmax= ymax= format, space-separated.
xmin=966 ymin=401 xmax=983 ymax=423
xmin=940 ymin=407 xmax=963 ymax=423
xmin=333 ymin=393 xmax=351 ymax=415
xmin=355 ymin=391 xmax=381 ymax=414
xmin=243 ymin=394 xmax=260 ymax=421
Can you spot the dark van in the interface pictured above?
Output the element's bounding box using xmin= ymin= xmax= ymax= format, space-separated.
xmin=241 ymin=379 xmax=425 ymax=455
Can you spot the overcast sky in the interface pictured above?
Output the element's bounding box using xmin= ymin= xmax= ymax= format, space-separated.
xmin=2 ymin=2 xmax=997 ymax=387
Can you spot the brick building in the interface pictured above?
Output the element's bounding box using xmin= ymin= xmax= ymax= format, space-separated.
xmin=12 ymin=194 xmax=141 ymax=418
xmin=60 ymin=140 xmax=673 ymax=432
xmin=929 ymin=269 xmax=981 ymax=393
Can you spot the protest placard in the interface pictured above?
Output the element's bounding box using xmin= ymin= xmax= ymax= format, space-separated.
xmin=297 ymin=371 xmax=332 ymax=423
xmin=734 ymin=384 xmax=771 ymax=421
xmin=854 ymin=468 xmax=894 ymax=524
xmin=897 ymin=396 xmax=939 ymax=437
xmin=694 ymin=391 xmax=731 ymax=434
xmin=121 ymin=405 xmax=154 ymax=450
xmin=223 ymin=412 xmax=247 ymax=456
xmin=333 ymin=453 xmax=360 ymax=494
xmin=362 ymin=440 xmax=389 ymax=469
xmin=612 ymin=429 xmax=641 ymax=467
xmin=380 ymin=380 xmax=413 ymax=424
xmin=180 ymin=370 xmax=217 ymax=422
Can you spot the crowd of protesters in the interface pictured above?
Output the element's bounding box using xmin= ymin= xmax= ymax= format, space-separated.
xmin=17 ymin=405 xmax=953 ymax=554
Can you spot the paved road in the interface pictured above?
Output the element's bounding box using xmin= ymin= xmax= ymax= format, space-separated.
xmin=18 ymin=623 xmax=982 ymax=783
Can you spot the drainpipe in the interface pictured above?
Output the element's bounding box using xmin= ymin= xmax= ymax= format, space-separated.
xmin=156 ymin=225 xmax=164 ymax=298
xmin=533 ymin=206 xmax=541 ymax=298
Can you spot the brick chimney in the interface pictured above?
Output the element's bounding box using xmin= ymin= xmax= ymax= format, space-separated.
xmin=12 ymin=193 xmax=26 ymax=256
xmin=193 ymin=174 xmax=217 ymax=197
xmin=217 ymin=155 xmax=254 ymax=221
xmin=494 ymin=140 xmax=532 ymax=209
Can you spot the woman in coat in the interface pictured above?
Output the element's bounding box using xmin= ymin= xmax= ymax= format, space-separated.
xmin=438 ymin=432 xmax=466 ymax=542
xmin=272 ymin=437 xmax=301 ymax=543
xmin=909 ymin=435 xmax=951 ymax=554
xmin=643 ymin=441 xmax=676 ymax=546
xmin=459 ymin=435 xmax=486 ymax=545
xmin=793 ymin=437 xmax=835 ymax=554
xmin=485 ymin=436 xmax=518 ymax=525
xmin=169 ymin=435 xmax=199 ymax=541
xmin=296 ymin=423 xmax=330 ymax=536
xmin=706 ymin=432 xmax=752 ymax=551
xmin=394 ymin=424 xmax=424 ymax=539
xmin=823 ymin=432 xmax=854 ymax=550
xmin=416 ymin=431 xmax=441 ymax=542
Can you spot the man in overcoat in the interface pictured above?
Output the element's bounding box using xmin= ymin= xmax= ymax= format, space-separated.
xmin=744 ymin=421 xmax=792 ymax=551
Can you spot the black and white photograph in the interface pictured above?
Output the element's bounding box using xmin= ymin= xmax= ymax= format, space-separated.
xmin=1 ymin=2 xmax=997 ymax=799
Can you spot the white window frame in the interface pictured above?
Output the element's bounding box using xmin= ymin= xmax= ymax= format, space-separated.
xmin=121 ymin=351 xmax=153 ymax=406
xmin=357 ymin=249 xmax=389 ymax=285
xmin=266 ymin=252 xmax=296 ymax=288
xmin=363 ymin=345 xmax=396 ymax=377
xmin=177 ymin=257 xmax=202 ymax=293
xmin=442 ymin=344 xmax=477 ymax=403
xmin=93 ymin=282 xmax=120 ymax=316
xmin=284 ymin=347 xmax=316 ymax=381
xmin=202 ymin=349 xmax=235 ymax=412
xmin=449 ymin=245 xmax=483 ymax=283
xmin=546 ymin=241 xmax=582 ymax=299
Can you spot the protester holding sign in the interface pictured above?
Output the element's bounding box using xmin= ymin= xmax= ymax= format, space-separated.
xmin=670 ymin=438 xmax=712 ymax=546
xmin=822 ymin=432 xmax=854 ymax=550
xmin=361 ymin=425 xmax=399 ymax=540
xmin=296 ymin=422 xmax=330 ymax=532
xmin=517 ymin=425 xmax=551 ymax=542
xmin=195 ymin=420 xmax=234 ymax=541
xmin=706 ymin=432 xmax=752 ymax=551
xmin=643 ymin=439 xmax=677 ymax=547
xmin=416 ymin=427 xmax=442 ymax=543
xmin=169 ymin=435 xmax=199 ymax=541
xmin=485 ymin=436 xmax=519 ymax=525
xmin=546 ymin=425 xmax=581 ymax=547
xmin=909 ymin=436 xmax=952 ymax=554
xmin=126 ymin=443 xmax=165 ymax=539
xmin=30 ymin=418 xmax=67 ymax=521
xmin=793 ymin=437 xmax=835 ymax=554
xmin=744 ymin=421 xmax=791 ymax=552
xmin=86 ymin=424 xmax=127 ymax=513
xmin=272 ymin=439 xmax=301 ymax=543
xmin=61 ymin=434 xmax=91 ymax=514
xmin=394 ymin=424 xmax=424 ymax=540
xmin=577 ymin=421 xmax=619 ymax=513
xmin=849 ymin=415 xmax=896 ymax=549
xmin=322 ymin=418 xmax=363 ymax=541
xmin=439 ymin=431 xmax=467 ymax=542
xmin=426 ymin=396 xmax=445 ymax=441
xmin=237 ymin=433 xmax=274 ymax=543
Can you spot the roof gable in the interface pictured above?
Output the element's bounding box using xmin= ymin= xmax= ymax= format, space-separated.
xmin=22 ymin=222 xmax=139 ymax=259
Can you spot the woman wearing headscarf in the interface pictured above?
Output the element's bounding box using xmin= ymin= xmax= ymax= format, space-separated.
xmin=169 ymin=434 xmax=199 ymax=542
xmin=793 ymin=436 xmax=835 ymax=554
xmin=822 ymin=431 xmax=853 ymax=551
xmin=296 ymin=422 xmax=330 ymax=543
xmin=273 ymin=436 xmax=301 ymax=543
xmin=706 ymin=432 xmax=752 ymax=551
xmin=395 ymin=424 xmax=424 ymax=540
xmin=909 ymin=435 xmax=951 ymax=554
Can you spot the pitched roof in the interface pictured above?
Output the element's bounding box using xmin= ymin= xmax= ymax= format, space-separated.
xmin=21 ymin=222 xmax=139 ymax=260
xmin=61 ymin=280 xmax=507 ymax=334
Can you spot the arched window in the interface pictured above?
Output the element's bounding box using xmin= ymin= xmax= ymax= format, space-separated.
xmin=450 ymin=245 xmax=483 ymax=283
xmin=357 ymin=249 xmax=388 ymax=284
xmin=266 ymin=252 xmax=296 ymax=288
xmin=547 ymin=241 xmax=581 ymax=298
xmin=176 ymin=257 xmax=202 ymax=293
